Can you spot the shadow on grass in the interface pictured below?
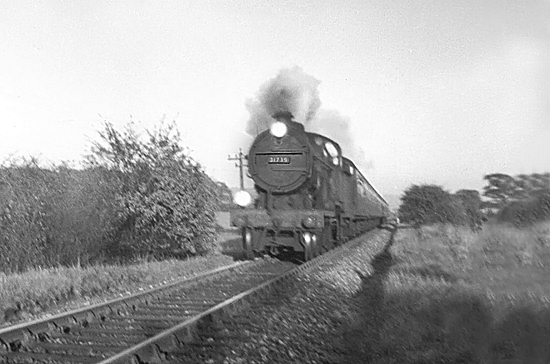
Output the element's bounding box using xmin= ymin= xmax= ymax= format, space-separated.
xmin=342 ymin=227 xmax=397 ymax=363
xmin=393 ymin=263 xmax=463 ymax=283
xmin=341 ymin=227 xmax=550 ymax=364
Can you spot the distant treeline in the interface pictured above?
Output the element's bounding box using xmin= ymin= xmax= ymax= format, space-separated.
xmin=398 ymin=186 xmax=484 ymax=230
xmin=483 ymin=173 xmax=550 ymax=226
xmin=397 ymin=173 xmax=550 ymax=229
xmin=0 ymin=122 xmax=224 ymax=273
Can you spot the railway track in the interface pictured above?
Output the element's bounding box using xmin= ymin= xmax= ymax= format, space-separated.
xmin=0 ymin=234 xmax=367 ymax=364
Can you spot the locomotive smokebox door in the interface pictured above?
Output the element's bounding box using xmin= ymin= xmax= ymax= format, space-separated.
xmin=248 ymin=115 xmax=313 ymax=194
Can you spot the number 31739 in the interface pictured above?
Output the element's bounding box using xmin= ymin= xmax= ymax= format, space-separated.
xmin=268 ymin=156 xmax=290 ymax=164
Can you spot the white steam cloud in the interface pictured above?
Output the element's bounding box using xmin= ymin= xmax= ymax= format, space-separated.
xmin=245 ymin=66 xmax=373 ymax=172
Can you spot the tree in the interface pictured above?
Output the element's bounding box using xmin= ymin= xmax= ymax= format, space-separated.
xmin=87 ymin=121 xmax=220 ymax=259
xmin=517 ymin=173 xmax=550 ymax=197
xmin=482 ymin=173 xmax=517 ymax=213
xmin=498 ymin=188 xmax=550 ymax=227
xmin=398 ymin=184 xmax=466 ymax=227
xmin=482 ymin=172 xmax=550 ymax=225
xmin=215 ymin=182 xmax=235 ymax=211
xmin=454 ymin=189 xmax=483 ymax=230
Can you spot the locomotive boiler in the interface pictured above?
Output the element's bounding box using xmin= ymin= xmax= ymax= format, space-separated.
xmin=230 ymin=111 xmax=390 ymax=261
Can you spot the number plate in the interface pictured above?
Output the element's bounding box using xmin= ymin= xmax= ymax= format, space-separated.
xmin=268 ymin=156 xmax=291 ymax=164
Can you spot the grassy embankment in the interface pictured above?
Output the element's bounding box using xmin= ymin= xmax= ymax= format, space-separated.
xmin=6 ymin=218 xmax=550 ymax=362
xmin=0 ymin=228 xmax=241 ymax=327
xmin=345 ymin=222 xmax=550 ymax=363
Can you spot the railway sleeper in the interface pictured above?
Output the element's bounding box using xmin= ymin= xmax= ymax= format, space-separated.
xmin=23 ymin=340 xmax=126 ymax=356
xmin=52 ymin=328 xmax=152 ymax=339
xmin=144 ymin=301 xmax=214 ymax=308
xmin=132 ymin=307 xmax=203 ymax=316
xmin=150 ymin=298 xmax=220 ymax=306
xmin=109 ymin=315 xmax=187 ymax=323
xmin=136 ymin=306 xmax=206 ymax=315
xmin=201 ymin=282 xmax=266 ymax=291
xmin=1 ymin=350 xmax=102 ymax=364
xmin=48 ymin=333 xmax=145 ymax=346
xmin=166 ymin=294 xmax=231 ymax=301
xmin=80 ymin=320 xmax=173 ymax=331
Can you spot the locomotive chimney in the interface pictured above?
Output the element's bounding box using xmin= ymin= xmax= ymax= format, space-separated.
xmin=272 ymin=111 xmax=294 ymax=123
xmin=272 ymin=111 xmax=304 ymax=131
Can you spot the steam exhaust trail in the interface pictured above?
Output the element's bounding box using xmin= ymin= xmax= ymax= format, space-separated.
xmin=245 ymin=66 xmax=320 ymax=135
xmin=310 ymin=109 xmax=374 ymax=172
xmin=245 ymin=66 xmax=373 ymax=172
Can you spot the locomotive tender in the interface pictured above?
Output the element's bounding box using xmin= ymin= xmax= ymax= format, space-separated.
xmin=230 ymin=111 xmax=390 ymax=261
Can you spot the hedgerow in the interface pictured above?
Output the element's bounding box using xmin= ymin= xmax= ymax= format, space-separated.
xmin=0 ymin=121 xmax=220 ymax=273
xmin=498 ymin=191 xmax=550 ymax=227
xmin=483 ymin=172 xmax=550 ymax=226
xmin=397 ymin=185 xmax=483 ymax=230
xmin=0 ymin=160 xmax=120 ymax=272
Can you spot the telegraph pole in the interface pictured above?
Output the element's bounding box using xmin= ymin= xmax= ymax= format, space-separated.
xmin=227 ymin=148 xmax=247 ymax=190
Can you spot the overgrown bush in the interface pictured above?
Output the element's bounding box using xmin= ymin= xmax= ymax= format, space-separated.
xmin=454 ymin=189 xmax=484 ymax=230
xmin=215 ymin=182 xmax=236 ymax=211
xmin=397 ymin=185 xmax=482 ymax=229
xmin=498 ymin=190 xmax=550 ymax=227
xmin=0 ymin=121 xmax=221 ymax=273
xmin=482 ymin=172 xmax=550 ymax=225
xmin=0 ymin=160 xmax=120 ymax=272
xmin=86 ymin=121 xmax=220 ymax=259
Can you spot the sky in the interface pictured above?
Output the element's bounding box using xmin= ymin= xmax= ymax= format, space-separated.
xmin=1 ymin=0 xmax=549 ymax=205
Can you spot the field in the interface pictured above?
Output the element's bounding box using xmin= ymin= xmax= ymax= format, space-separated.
xmin=346 ymin=222 xmax=550 ymax=363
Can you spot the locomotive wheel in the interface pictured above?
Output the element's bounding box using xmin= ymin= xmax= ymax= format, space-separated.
xmin=312 ymin=234 xmax=321 ymax=257
xmin=304 ymin=233 xmax=322 ymax=260
xmin=321 ymin=220 xmax=332 ymax=252
xmin=317 ymin=229 xmax=328 ymax=255
xmin=310 ymin=237 xmax=318 ymax=259
xmin=242 ymin=227 xmax=255 ymax=260
xmin=303 ymin=234 xmax=314 ymax=261
xmin=304 ymin=243 xmax=312 ymax=261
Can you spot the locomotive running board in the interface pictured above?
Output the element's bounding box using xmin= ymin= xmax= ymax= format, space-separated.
xmin=230 ymin=209 xmax=336 ymax=230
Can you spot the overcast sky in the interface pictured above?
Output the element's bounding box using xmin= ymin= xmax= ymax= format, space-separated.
xmin=1 ymin=0 xmax=549 ymax=199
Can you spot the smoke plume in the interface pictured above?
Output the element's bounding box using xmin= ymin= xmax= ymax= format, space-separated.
xmin=245 ymin=66 xmax=373 ymax=172
xmin=309 ymin=109 xmax=374 ymax=172
xmin=246 ymin=66 xmax=321 ymax=135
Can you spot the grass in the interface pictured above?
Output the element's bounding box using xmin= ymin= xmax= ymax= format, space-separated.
xmin=6 ymin=220 xmax=550 ymax=362
xmin=345 ymin=221 xmax=550 ymax=363
xmin=0 ymin=229 xmax=241 ymax=326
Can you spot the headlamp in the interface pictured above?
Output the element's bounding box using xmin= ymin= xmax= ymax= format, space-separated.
xmin=234 ymin=190 xmax=252 ymax=207
xmin=269 ymin=121 xmax=288 ymax=138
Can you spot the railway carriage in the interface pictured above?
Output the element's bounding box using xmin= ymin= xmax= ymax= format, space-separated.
xmin=230 ymin=111 xmax=390 ymax=261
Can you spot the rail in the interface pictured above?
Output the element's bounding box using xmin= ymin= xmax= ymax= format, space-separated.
xmin=0 ymin=233 xmax=367 ymax=364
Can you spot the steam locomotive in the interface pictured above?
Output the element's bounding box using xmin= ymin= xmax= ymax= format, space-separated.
xmin=230 ymin=111 xmax=390 ymax=261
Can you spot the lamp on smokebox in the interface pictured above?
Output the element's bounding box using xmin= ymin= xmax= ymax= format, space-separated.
xmin=270 ymin=111 xmax=294 ymax=138
xmin=269 ymin=122 xmax=287 ymax=138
